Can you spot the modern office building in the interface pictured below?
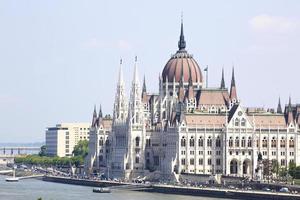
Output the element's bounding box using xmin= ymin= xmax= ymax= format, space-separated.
xmin=46 ymin=123 xmax=90 ymax=157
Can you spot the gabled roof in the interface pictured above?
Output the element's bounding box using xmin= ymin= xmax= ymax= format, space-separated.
xmin=197 ymin=89 xmax=229 ymax=106
xmin=250 ymin=114 xmax=287 ymax=128
xmin=185 ymin=114 xmax=226 ymax=127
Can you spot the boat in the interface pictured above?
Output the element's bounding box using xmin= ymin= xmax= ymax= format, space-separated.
xmin=93 ymin=187 xmax=111 ymax=193
xmin=5 ymin=169 xmax=19 ymax=182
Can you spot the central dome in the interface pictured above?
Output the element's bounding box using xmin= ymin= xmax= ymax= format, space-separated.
xmin=162 ymin=22 xmax=203 ymax=84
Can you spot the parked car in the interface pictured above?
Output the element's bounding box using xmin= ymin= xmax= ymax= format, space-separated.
xmin=262 ymin=187 xmax=271 ymax=191
xmin=279 ymin=187 xmax=289 ymax=193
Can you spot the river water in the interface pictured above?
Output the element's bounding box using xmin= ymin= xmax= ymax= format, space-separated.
xmin=0 ymin=176 xmax=233 ymax=200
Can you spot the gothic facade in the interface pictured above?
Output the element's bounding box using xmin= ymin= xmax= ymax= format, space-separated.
xmin=85 ymin=22 xmax=300 ymax=180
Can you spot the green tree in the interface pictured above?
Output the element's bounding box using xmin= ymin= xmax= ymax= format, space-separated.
xmin=288 ymin=161 xmax=297 ymax=179
xmin=271 ymin=159 xmax=279 ymax=175
xmin=72 ymin=140 xmax=89 ymax=158
xmin=38 ymin=145 xmax=47 ymax=156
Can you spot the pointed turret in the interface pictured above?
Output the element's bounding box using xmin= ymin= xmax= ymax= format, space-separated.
xmin=113 ymin=59 xmax=128 ymax=121
xmin=97 ymin=104 xmax=103 ymax=126
xmin=287 ymin=96 xmax=294 ymax=125
xmin=142 ymin=75 xmax=148 ymax=102
xmin=277 ymin=97 xmax=282 ymax=114
xmin=187 ymin=70 xmax=194 ymax=99
xmin=220 ymin=68 xmax=225 ymax=89
xmin=91 ymin=105 xmax=97 ymax=127
xmin=128 ymin=56 xmax=143 ymax=126
xmin=229 ymin=67 xmax=237 ymax=100
xmin=178 ymin=18 xmax=186 ymax=51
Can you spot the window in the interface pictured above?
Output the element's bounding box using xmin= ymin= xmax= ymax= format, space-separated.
xmin=135 ymin=156 xmax=139 ymax=164
xmin=280 ymin=137 xmax=286 ymax=148
xmin=272 ymin=151 xmax=276 ymax=156
xmin=263 ymin=151 xmax=267 ymax=156
xmin=241 ymin=137 xmax=246 ymax=147
xmin=216 ymin=137 xmax=221 ymax=147
xmin=262 ymin=137 xmax=268 ymax=148
xmin=235 ymin=137 xmax=239 ymax=147
xmin=281 ymin=159 xmax=285 ymax=166
xmin=181 ymin=137 xmax=186 ymax=147
xmin=190 ymin=158 xmax=195 ymax=165
xmin=241 ymin=118 xmax=246 ymax=126
xmin=198 ymin=137 xmax=204 ymax=147
xmin=181 ymin=158 xmax=186 ymax=165
xmin=271 ymin=137 xmax=277 ymax=148
xmin=207 ymin=151 xmax=212 ymax=155
xmin=190 ymin=151 xmax=194 ymax=155
xmin=289 ymin=137 xmax=295 ymax=148
xmin=135 ymin=137 xmax=140 ymax=147
xmin=229 ymin=137 xmax=233 ymax=147
xmin=181 ymin=151 xmax=185 ymax=155
xmin=146 ymin=139 xmax=151 ymax=147
xmin=99 ymin=138 xmax=104 ymax=146
xmin=199 ymin=158 xmax=203 ymax=165
xmin=235 ymin=118 xmax=240 ymax=126
xmin=190 ymin=137 xmax=195 ymax=147
xmin=281 ymin=151 xmax=285 ymax=156
xmin=208 ymin=158 xmax=212 ymax=165
xmin=248 ymin=151 xmax=252 ymax=155
xmin=216 ymin=159 xmax=221 ymax=166
xmin=290 ymin=152 xmax=294 ymax=156
xmin=207 ymin=136 xmax=212 ymax=147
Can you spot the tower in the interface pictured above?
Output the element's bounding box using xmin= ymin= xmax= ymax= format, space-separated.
xmin=229 ymin=67 xmax=238 ymax=103
xmin=113 ymin=59 xmax=128 ymax=123
xmin=220 ymin=68 xmax=225 ymax=89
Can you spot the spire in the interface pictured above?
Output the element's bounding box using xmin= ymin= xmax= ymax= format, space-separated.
xmin=231 ymin=67 xmax=236 ymax=87
xmin=178 ymin=15 xmax=186 ymax=51
xmin=133 ymin=56 xmax=139 ymax=85
xmin=91 ymin=105 xmax=97 ymax=127
xmin=220 ymin=68 xmax=225 ymax=89
xmin=98 ymin=104 xmax=103 ymax=119
xmin=142 ymin=75 xmax=147 ymax=102
xmin=229 ymin=67 xmax=237 ymax=100
xmin=277 ymin=97 xmax=282 ymax=114
xmin=118 ymin=58 xmax=124 ymax=85
xmin=142 ymin=75 xmax=147 ymax=93
xmin=287 ymin=96 xmax=294 ymax=124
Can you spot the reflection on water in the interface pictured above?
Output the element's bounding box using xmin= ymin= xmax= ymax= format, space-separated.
xmin=0 ymin=176 xmax=233 ymax=200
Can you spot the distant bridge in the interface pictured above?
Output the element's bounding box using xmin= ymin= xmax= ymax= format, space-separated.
xmin=0 ymin=147 xmax=40 ymax=155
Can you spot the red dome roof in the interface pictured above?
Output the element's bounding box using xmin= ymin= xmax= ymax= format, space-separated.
xmin=162 ymin=51 xmax=203 ymax=84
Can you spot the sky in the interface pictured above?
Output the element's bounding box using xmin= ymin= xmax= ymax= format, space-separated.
xmin=0 ymin=0 xmax=300 ymax=143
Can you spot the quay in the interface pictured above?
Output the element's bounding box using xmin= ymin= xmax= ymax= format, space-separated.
xmin=43 ymin=176 xmax=300 ymax=200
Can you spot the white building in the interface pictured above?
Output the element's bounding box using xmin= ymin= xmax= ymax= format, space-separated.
xmin=85 ymin=21 xmax=300 ymax=181
xmin=46 ymin=123 xmax=90 ymax=157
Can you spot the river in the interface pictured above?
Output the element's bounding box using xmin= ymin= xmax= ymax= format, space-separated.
xmin=0 ymin=176 xmax=233 ymax=200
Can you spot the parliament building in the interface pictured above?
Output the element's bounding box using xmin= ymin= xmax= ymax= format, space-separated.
xmin=85 ymin=21 xmax=300 ymax=181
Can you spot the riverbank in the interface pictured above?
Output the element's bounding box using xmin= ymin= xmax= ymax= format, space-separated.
xmin=43 ymin=176 xmax=300 ymax=200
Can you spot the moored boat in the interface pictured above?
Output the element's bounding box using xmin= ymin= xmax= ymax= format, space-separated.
xmin=93 ymin=187 xmax=111 ymax=193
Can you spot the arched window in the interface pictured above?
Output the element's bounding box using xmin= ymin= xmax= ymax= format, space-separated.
xmin=262 ymin=136 xmax=268 ymax=148
xmin=216 ymin=136 xmax=221 ymax=147
xmin=105 ymin=139 xmax=110 ymax=146
xmin=247 ymin=137 xmax=252 ymax=147
xmin=235 ymin=137 xmax=239 ymax=147
xmin=207 ymin=136 xmax=212 ymax=147
xmin=198 ymin=137 xmax=204 ymax=147
xmin=235 ymin=118 xmax=240 ymax=126
xmin=271 ymin=137 xmax=277 ymax=148
xmin=181 ymin=137 xmax=186 ymax=147
xmin=289 ymin=137 xmax=295 ymax=148
xmin=241 ymin=137 xmax=246 ymax=147
xmin=99 ymin=137 xmax=104 ymax=146
xmin=229 ymin=137 xmax=233 ymax=147
xmin=135 ymin=137 xmax=140 ymax=147
xmin=280 ymin=137 xmax=286 ymax=148
xmin=189 ymin=137 xmax=195 ymax=147
xmin=241 ymin=118 xmax=246 ymax=126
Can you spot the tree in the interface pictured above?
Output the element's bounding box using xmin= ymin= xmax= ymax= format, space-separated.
xmin=39 ymin=145 xmax=47 ymax=157
xmin=288 ymin=161 xmax=297 ymax=179
xmin=257 ymin=152 xmax=263 ymax=162
xmin=72 ymin=140 xmax=89 ymax=158
xmin=271 ymin=159 xmax=279 ymax=175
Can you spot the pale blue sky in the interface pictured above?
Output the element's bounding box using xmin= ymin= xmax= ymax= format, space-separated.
xmin=0 ymin=0 xmax=300 ymax=142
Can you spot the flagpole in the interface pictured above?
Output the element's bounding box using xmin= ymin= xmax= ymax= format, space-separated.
xmin=206 ymin=65 xmax=208 ymax=88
